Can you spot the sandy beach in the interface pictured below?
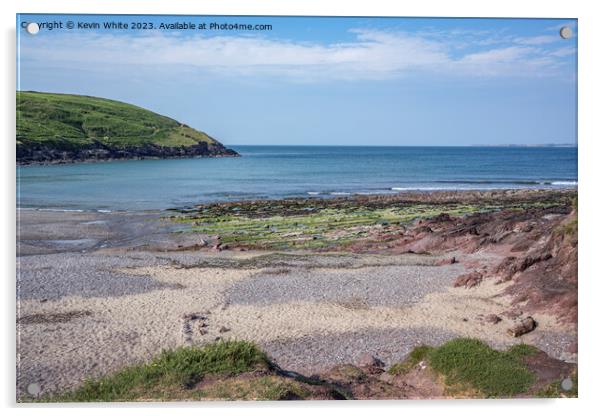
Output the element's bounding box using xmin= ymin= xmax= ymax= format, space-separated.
xmin=16 ymin=191 xmax=578 ymax=397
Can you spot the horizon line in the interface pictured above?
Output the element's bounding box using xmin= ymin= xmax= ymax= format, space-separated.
xmin=226 ymin=143 xmax=578 ymax=148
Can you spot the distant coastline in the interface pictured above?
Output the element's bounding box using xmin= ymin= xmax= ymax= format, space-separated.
xmin=470 ymin=143 xmax=576 ymax=148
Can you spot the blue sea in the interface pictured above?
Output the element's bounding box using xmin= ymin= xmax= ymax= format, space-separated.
xmin=17 ymin=146 xmax=578 ymax=211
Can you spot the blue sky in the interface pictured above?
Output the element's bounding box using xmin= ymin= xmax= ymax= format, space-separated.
xmin=17 ymin=14 xmax=577 ymax=146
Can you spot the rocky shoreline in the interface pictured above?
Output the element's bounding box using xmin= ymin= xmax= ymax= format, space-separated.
xmin=16 ymin=140 xmax=239 ymax=165
xmin=169 ymin=189 xmax=578 ymax=326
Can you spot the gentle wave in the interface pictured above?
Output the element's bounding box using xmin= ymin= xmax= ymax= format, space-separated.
xmin=434 ymin=180 xmax=541 ymax=185
xmin=36 ymin=208 xmax=85 ymax=213
xmin=18 ymin=207 xmax=116 ymax=213
xmin=434 ymin=179 xmax=577 ymax=186
xmin=304 ymin=181 xmax=578 ymax=197
xmin=391 ymin=186 xmax=475 ymax=191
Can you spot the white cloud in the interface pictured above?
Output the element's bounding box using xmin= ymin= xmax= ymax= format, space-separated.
xmin=514 ymin=35 xmax=560 ymax=45
xmin=545 ymin=21 xmax=577 ymax=32
xmin=548 ymin=46 xmax=577 ymax=58
xmin=20 ymin=28 xmax=574 ymax=82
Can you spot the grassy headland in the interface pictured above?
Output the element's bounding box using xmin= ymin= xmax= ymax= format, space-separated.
xmin=16 ymin=91 xmax=238 ymax=163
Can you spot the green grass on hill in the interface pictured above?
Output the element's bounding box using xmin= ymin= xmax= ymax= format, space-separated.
xmin=39 ymin=341 xmax=270 ymax=402
xmin=201 ymin=375 xmax=312 ymax=400
xmin=388 ymin=339 xmax=540 ymax=397
xmin=388 ymin=345 xmax=434 ymax=376
xmin=16 ymin=91 xmax=217 ymax=150
xmin=424 ymin=338 xmax=537 ymax=397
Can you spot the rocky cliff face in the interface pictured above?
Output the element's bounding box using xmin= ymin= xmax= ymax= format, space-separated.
xmin=17 ymin=140 xmax=239 ymax=165
xmin=357 ymin=195 xmax=578 ymax=325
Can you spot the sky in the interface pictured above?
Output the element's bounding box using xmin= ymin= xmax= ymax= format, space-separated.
xmin=17 ymin=14 xmax=577 ymax=146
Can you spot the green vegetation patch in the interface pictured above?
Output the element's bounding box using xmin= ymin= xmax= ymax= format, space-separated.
xmin=388 ymin=345 xmax=434 ymax=376
xmin=171 ymin=197 xmax=562 ymax=251
xmin=17 ymin=91 xmax=216 ymax=150
xmin=428 ymin=338 xmax=537 ymax=397
xmin=173 ymin=202 xmax=493 ymax=250
xmin=27 ymin=338 xmax=552 ymax=402
xmin=201 ymin=375 xmax=311 ymax=400
xmin=39 ymin=340 xmax=269 ymax=402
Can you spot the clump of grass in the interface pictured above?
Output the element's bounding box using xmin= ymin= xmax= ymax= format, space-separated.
xmin=201 ymin=375 xmax=310 ymax=400
xmin=388 ymin=345 xmax=434 ymax=376
xmin=42 ymin=340 xmax=269 ymax=402
xmin=505 ymin=343 xmax=539 ymax=358
xmin=428 ymin=338 xmax=536 ymax=397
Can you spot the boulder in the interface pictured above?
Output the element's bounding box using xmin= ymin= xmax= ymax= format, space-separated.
xmin=507 ymin=316 xmax=537 ymax=337
xmin=454 ymin=271 xmax=483 ymax=288
xmin=485 ymin=314 xmax=502 ymax=324
xmin=436 ymin=256 xmax=457 ymax=266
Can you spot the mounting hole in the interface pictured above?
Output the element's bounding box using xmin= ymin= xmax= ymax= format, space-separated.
xmin=26 ymin=22 xmax=40 ymax=35
xmin=559 ymin=26 xmax=572 ymax=40
xmin=560 ymin=378 xmax=573 ymax=391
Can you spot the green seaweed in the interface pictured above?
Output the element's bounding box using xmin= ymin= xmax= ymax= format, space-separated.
xmin=169 ymin=197 xmax=565 ymax=251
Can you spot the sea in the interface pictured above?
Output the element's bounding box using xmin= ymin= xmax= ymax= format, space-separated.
xmin=17 ymin=146 xmax=578 ymax=211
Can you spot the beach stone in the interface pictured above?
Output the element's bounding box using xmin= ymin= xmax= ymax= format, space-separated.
xmin=502 ymin=309 xmax=523 ymax=319
xmin=507 ymin=316 xmax=537 ymax=337
xmin=453 ymin=271 xmax=482 ymax=288
xmin=485 ymin=314 xmax=502 ymax=324
xmin=436 ymin=257 xmax=457 ymax=266
xmin=182 ymin=313 xmax=205 ymax=321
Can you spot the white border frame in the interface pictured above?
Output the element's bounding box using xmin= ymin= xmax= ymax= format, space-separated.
xmin=3 ymin=1 xmax=600 ymax=414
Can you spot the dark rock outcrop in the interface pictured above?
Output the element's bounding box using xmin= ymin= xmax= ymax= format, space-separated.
xmin=17 ymin=140 xmax=239 ymax=165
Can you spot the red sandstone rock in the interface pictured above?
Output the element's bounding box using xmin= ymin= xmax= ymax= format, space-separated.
xmin=454 ymin=271 xmax=483 ymax=288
